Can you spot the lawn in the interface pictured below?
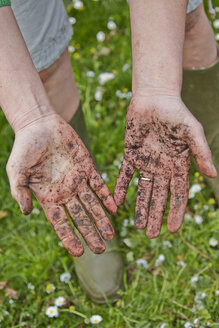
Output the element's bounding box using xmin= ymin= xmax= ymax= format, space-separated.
xmin=1 ymin=0 xmax=219 ymax=327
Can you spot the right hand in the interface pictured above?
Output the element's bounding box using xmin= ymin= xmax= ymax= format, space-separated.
xmin=114 ymin=95 xmax=217 ymax=238
xmin=6 ymin=113 xmax=117 ymax=256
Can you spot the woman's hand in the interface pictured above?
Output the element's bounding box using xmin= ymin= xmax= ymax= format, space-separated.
xmin=114 ymin=96 xmax=216 ymax=237
xmin=7 ymin=114 xmax=117 ymax=256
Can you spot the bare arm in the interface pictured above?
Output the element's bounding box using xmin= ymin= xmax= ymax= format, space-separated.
xmin=114 ymin=0 xmax=216 ymax=237
xmin=0 ymin=7 xmax=117 ymax=256
xmin=130 ymin=0 xmax=187 ymax=97
xmin=0 ymin=6 xmax=54 ymax=131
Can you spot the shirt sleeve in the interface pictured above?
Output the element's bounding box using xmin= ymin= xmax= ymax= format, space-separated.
xmin=0 ymin=0 xmax=11 ymax=7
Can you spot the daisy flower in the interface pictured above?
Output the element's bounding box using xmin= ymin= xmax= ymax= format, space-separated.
xmin=45 ymin=306 xmax=58 ymax=318
xmin=54 ymin=296 xmax=65 ymax=307
xmin=60 ymin=273 xmax=71 ymax=284
xmin=46 ymin=283 xmax=55 ymax=294
xmin=90 ymin=315 xmax=103 ymax=324
xmin=194 ymin=215 xmax=203 ymax=224
xmin=209 ymin=237 xmax=218 ymax=247
xmin=136 ymin=259 xmax=148 ymax=269
xmin=96 ymin=31 xmax=105 ymax=42
xmin=107 ymin=20 xmax=117 ymax=30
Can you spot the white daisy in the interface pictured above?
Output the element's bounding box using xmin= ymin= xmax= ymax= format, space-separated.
xmin=136 ymin=259 xmax=148 ymax=269
xmin=213 ymin=19 xmax=219 ymax=28
xmin=101 ymin=172 xmax=109 ymax=182
xmin=96 ymin=31 xmax=105 ymax=42
xmin=32 ymin=208 xmax=40 ymax=215
xmin=163 ymin=240 xmax=172 ymax=248
xmin=122 ymin=63 xmax=130 ymax=72
xmin=177 ymin=261 xmax=186 ymax=268
xmin=54 ymin=296 xmax=65 ymax=307
xmin=194 ymin=215 xmax=203 ymax=225
xmin=123 ymin=238 xmax=132 ymax=247
xmin=184 ymin=213 xmax=192 ymax=221
xmin=46 ymin=283 xmax=55 ymax=294
xmin=68 ymin=46 xmax=75 ymax=53
xmin=98 ymin=72 xmax=115 ymax=85
xmin=188 ymin=191 xmax=195 ymax=199
xmin=86 ymin=70 xmax=95 ymax=77
xmin=191 ymin=275 xmax=199 ymax=284
xmin=209 ymin=237 xmax=218 ymax=247
xmin=60 ymin=273 xmax=71 ymax=284
xmin=184 ymin=322 xmax=193 ymax=328
xmin=215 ymin=33 xmax=219 ymax=41
xmin=90 ymin=315 xmax=103 ymax=324
xmin=45 ymin=306 xmax=58 ymax=318
xmin=94 ymin=87 xmax=103 ymax=101
xmin=160 ymin=324 xmax=168 ymax=328
xmin=107 ymin=20 xmax=117 ymax=30
xmin=155 ymin=254 xmax=165 ymax=267
xmin=123 ymin=219 xmax=129 ymax=227
xmin=216 ymin=290 xmax=219 ymax=295
xmin=74 ymin=0 xmax=84 ymax=10
xmin=27 ymin=282 xmax=34 ymax=290
xmin=190 ymin=184 xmax=202 ymax=194
xmin=129 ymin=217 xmax=134 ymax=225
xmin=69 ymin=17 xmax=76 ymax=25
xmin=115 ymin=89 xmax=132 ymax=99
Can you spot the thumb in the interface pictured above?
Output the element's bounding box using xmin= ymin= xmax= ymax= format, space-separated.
xmin=6 ymin=165 xmax=33 ymax=214
xmin=186 ymin=122 xmax=217 ymax=178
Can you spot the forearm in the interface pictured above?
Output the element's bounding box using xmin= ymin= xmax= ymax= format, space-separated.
xmin=0 ymin=7 xmax=54 ymax=132
xmin=130 ymin=0 xmax=188 ymax=97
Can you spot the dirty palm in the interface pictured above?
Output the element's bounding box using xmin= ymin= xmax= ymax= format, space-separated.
xmin=7 ymin=114 xmax=117 ymax=256
xmin=114 ymin=96 xmax=217 ymax=238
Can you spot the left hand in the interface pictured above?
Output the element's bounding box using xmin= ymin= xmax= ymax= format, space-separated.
xmin=114 ymin=95 xmax=217 ymax=238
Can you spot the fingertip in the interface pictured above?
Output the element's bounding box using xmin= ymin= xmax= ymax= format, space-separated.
xmin=20 ymin=198 xmax=33 ymax=215
xmin=146 ymin=229 xmax=160 ymax=239
xmin=167 ymin=222 xmax=181 ymax=233
xmin=199 ymin=162 xmax=217 ymax=178
xmin=108 ymin=204 xmax=117 ymax=215
xmin=91 ymin=243 xmax=106 ymax=254
xmin=70 ymin=245 xmax=84 ymax=257
xmin=106 ymin=199 xmax=117 ymax=214
xmin=103 ymin=232 xmax=114 ymax=241
xmin=101 ymin=223 xmax=115 ymax=241
xmin=135 ymin=221 xmax=146 ymax=229
xmin=114 ymin=194 xmax=124 ymax=207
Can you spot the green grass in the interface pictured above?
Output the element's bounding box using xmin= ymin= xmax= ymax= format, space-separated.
xmin=1 ymin=0 xmax=219 ymax=327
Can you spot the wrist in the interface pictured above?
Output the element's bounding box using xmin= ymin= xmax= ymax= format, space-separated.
xmin=128 ymin=93 xmax=184 ymax=115
xmin=132 ymin=86 xmax=181 ymax=100
xmin=8 ymin=104 xmax=56 ymax=133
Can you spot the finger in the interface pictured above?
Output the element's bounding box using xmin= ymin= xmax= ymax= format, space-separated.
xmin=186 ymin=122 xmax=217 ymax=178
xmin=114 ymin=158 xmax=135 ymax=206
xmin=146 ymin=176 xmax=170 ymax=238
xmin=7 ymin=168 xmax=33 ymax=215
xmin=65 ymin=198 xmax=106 ymax=254
xmin=134 ymin=172 xmax=153 ymax=229
xmin=89 ymin=167 xmax=117 ymax=214
xmin=42 ymin=203 xmax=84 ymax=257
xmin=167 ymin=153 xmax=190 ymax=233
xmin=78 ymin=184 xmax=114 ymax=241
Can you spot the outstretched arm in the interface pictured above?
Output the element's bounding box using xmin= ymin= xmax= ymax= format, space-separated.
xmin=0 ymin=6 xmax=117 ymax=256
xmin=114 ymin=0 xmax=216 ymax=237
